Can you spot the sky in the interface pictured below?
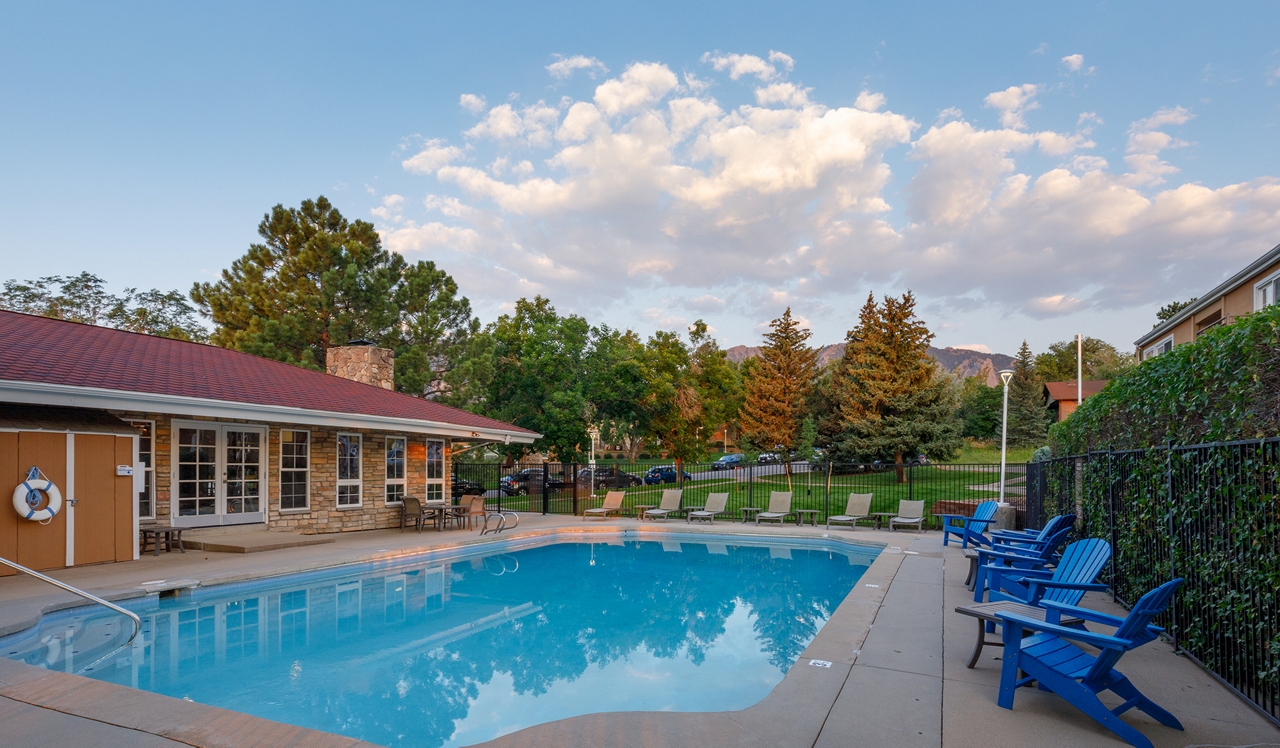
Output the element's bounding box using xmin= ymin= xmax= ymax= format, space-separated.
xmin=2 ymin=1 xmax=1279 ymax=356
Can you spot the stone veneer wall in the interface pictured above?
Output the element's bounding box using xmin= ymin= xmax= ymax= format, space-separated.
xmin=111 ymin=411 xmax=450 ymax=535
xmin=325 ymin=345 xmax=395 ymax=390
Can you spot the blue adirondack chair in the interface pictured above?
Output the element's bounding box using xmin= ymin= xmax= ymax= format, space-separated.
xmin=970 ymin=520 xmax=1073 ymax=595
xmin=976 ymin=537 xmax=1111 ymax=605
xmin=990 ymin=513 xmax=1075 ymax=549
xmin=938 ymin=500 xmax=999 ymax=548
xmin=996 ymin=578 xmax=1185 ymax=748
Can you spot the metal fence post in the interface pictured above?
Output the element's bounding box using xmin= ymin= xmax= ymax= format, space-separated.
xmin=541 ymin=461 xmax=548 ymax=515
xmin=749 ymin=464 xmax=755 ymax=509
xmin=1107 ymin=447 xmax=1117 ymax=603
xmin=1165 ymin=441 xmax=1177 ymax=649
xmin=824 ymin=462 xmax=832 ymax=521
xmin=572 ymin=462 xmax=579 ymax=515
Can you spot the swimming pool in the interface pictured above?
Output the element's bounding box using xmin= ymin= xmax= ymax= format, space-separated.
xmin=2 ymin=534 xmax=879 ymax=746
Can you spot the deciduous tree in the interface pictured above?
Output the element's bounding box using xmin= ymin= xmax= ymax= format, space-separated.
xmin=1034 ymin=337 xmax=1134 ymax=382
xmin=0 ymin=272 xmax=208 ymax=341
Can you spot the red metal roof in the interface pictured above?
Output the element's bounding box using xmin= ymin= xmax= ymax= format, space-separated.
xmin=0 ymin=311 xmax=533 ymax=435
xmin=1043 ymin=380 xmax=1108 ymax=404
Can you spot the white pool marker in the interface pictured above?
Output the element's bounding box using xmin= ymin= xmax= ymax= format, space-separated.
xmin=809 ymin=659 xmax=833 ymax=668
xmin=904 ymin=550 xmax=919 ymax=555
xmin=865 ymin=584 xmax=880 ymax=588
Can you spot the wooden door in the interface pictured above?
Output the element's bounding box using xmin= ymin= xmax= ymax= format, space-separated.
xmin=74 ymin=434 xmax=119 ymax=565
xmin=15 ymin=432 xmax=67 ymax=571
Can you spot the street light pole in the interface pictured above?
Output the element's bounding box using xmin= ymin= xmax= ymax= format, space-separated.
xmin=998 ymin=368 xmax=1015 ymax=506
xmin=588 ymin=426 xmax=600 ymax=492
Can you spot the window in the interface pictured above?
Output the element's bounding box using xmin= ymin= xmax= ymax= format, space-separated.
xmin=279 ymin=589 xmax=308 ymax=650
xmin=337 ymin=433 xmax=362 ymax=507
xmin=1143 ymin=336 xmax=1173 ymax=360
xmin=130 ymin=420 xmax=155 ymax=519
xmin=280 ymin=430 xmax=310 ymax=511
xmin=385 ymin=437 xmax=406 ymax=506
xmin=426 ymin=439 xmax=445 ymax=503
xmin=175 ymin=426 xmax=218 ymax=516
xmin=385 ymin=574 xmax=406 ymax=624
xmin=336 ymin=581 xmax=361 ymax=638
xmin=223 ymin=598 xmax=260 ymax=662
xmin=1256 ymin=272 xmax=1280 ymax=311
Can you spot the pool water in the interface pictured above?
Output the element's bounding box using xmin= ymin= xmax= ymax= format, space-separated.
xmin=3 ymin=535 xmax=878 ymax=747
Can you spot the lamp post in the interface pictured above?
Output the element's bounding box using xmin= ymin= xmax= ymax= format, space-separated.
xmin=998 ymin=368 xmax=1015 ymax=506
xmin=588 ymin=426 xmax=600 ymax=492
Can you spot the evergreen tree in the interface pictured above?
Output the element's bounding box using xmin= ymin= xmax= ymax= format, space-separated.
xmin=957 ymin=375 xmax=1002 ymax=439
xmin=740 ymin=308 xmax=817 ymax=456
xmin=1006 ymin=340 xmax=1050 ymax=446
xmin=829 ymin=292 xmax=961 ymax=480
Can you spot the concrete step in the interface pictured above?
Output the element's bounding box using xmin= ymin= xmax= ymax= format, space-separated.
xmin=182 ymin=533 xmax=335 ymax=554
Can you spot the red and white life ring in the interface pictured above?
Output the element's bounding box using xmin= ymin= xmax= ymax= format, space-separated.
xmin=13 ymin=477 xmax=62 ymax=522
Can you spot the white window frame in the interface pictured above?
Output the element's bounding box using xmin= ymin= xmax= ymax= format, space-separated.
xmin=1143 ymin=335 xmax=1174 ymax=360
xmin=1254 ymin=270 xmax=1280 ymax=311
xmin=279 ymin=429 xmax=311 ymax=512
xmin=385 ymin=436 xmax=406 ymax=506
xmin=169 ymin=419 xmax=268 ymax=527
xmin=129 ymin=419 xmax=156 ymax=519
xmin=337 ymin=433 xmax=363 ymax=508
xmin=426 ymin=439 xmax=445 ymax=504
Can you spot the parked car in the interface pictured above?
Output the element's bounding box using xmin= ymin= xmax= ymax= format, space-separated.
xmin=499 ymin=468 xmax=543 ymax=496
xmin=710 ymin=453 xmax=745 ymax=471
xmin=643 ymin=465 xmax=692 ymax=485
xmin=576 ymin=466 xmax=643 ymax=490
xmin=757 ymin=452 xmax=781 ymax=465
xmin=451 ymin=474 xmax=485 ymax=499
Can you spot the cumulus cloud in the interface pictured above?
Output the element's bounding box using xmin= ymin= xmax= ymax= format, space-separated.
xmin=384 ymin=54 xmax=1280 ymax=330
xmin=547 ymin=55 xmax=608 ymax=80
xmin=984 ymin=84 xmax=1040 ymax=129
xmin=459 ymin=94 xmax=486 ymax=114
xmin=1061 ymin=54 xmax=1084 ymax=72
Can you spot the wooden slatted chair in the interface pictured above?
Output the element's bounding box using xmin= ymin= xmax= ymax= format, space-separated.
xmin=996 ymin=578 xmax=1185 ymax=748
xmin=970 ymin=520 xmax=1074 ymax=594
xmin=937 ymin=500 xmax=1000 ymax=548
xmin=990 ymin=513 xmax=1075 ymax=548
xmin=976 ymin=538 xmax=1111 ymax=606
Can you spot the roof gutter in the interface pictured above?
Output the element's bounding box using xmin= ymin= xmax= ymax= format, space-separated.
xmin=0 ymin=379 xmax=540 ymax=443
xmin=1135 ymin=241 xmax=1280 ymax=348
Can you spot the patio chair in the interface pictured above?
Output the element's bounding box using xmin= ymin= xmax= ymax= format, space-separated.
xmin=402 ymin=496 xmax=431 ymax=533
xmin=888 ymin=499 xmax=925 ymax=532
xmin=687 ymin=492 xmax=728 ymax=523
xmin=969 ymin=520 xmax=1072 ymax=592
xmin=990 ymin=513 xmax=1075 ymax=548
xmin=977 ymin=537 xmax=1111 ymax=606
xmin=643 ymin=489 xmax=683 ymax=521
xmin=826 ymin=493 xmax=872 ymax=531
xmin=936 ymin=500 xmax=999 ymax=548
xmin=454 ymin=494 xmax=487 ymax=530
xmin=584 ymin=491 xmax=625 ymax=521
xmin=996 ymin=578 xmax=1185 ymax=748
xmin=755 ymin=491 xmax=794 ymax=525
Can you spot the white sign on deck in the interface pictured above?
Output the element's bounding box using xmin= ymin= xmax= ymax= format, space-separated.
xmin=809 ymin=659 xmax=833 ymax=668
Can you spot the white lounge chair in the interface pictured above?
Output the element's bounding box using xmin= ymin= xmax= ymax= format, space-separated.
xmin=687 ymin=492 xmax=728 ymax=523
xmin=827 ymin=493 xmax=873 ymax=531
xmin=643 ymin=489 xmax=683 ymax=521
xmin=583 ymin=491 xmax=624 ymax=521
xmin=888 ymin=499 xmax=926 ymax=532
xmin=756 ymin=491 xmax=794 ymax=525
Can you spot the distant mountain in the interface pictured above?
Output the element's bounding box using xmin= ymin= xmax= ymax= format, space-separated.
xmin=724 ymin=343 xmax=1013 ymax=382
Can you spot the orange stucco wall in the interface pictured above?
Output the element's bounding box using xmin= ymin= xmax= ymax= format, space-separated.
xmin=1139 ymin=257 xmax=1280 ymax=359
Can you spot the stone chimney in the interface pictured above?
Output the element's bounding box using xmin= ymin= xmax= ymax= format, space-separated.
xmin=326 ymin=340 xmax=395 ymax=390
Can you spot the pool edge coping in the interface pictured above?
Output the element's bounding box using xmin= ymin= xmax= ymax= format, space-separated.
xmin=0 ymin=523 xmax=901 ymax=748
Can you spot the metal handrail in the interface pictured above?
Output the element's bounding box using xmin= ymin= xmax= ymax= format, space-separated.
xmin=0 ymin=555 xmax=142 ymax=672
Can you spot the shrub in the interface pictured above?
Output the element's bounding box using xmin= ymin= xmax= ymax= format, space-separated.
xmin=1050 ymin=304 xmax=1280 ymax=453
xmin=639 ymin=452 xmax=652 ymax=459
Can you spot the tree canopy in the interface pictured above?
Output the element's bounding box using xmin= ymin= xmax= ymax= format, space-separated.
xmin=739 ymin=308 xmax=816 ymax=456
xmin=0 ymin=272 xmax=207 ymax=341
xmin=1034 ymin=336 xmax=1134 ymax=381
xmin=1155 ymin=297 xmax=1198 ymax=327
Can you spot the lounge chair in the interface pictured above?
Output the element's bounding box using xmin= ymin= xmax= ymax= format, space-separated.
xmin=977 ymin=537 xmax=1111 ymax=605
xmin=996 ymin=578 xmax=1185 ymax=748
xmin=755 ymin=491 xmax=794 ymax=525
xmin=937 ymin=500 xmax=999 ymax=548
xmin=583 ymin=491 xmax=625 ymax=520
xmin=827 ymin=493 xmax=872 ymax=531
xmin=687 ymin=492 xmax=728 ymax=523
xmin=888 ymin=499 xmax=925 ymax=532
xmin=643 ymin=489 xmax=683 ymax=520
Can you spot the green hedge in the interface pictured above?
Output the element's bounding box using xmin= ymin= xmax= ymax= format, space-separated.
xmin=1051 ymin=304 xmax=1280 ymax=453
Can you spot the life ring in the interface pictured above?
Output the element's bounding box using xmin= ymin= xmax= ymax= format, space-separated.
xmin=13 ymin=478 xmax=62 ymax=522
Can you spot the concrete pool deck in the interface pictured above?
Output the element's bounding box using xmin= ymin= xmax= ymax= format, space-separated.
xmin=0 ymin=515 xmax=1277 ymax=747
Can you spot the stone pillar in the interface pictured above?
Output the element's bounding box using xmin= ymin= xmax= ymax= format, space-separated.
xmin=326 ymin=344 xmax=395 ymax=390
xmin=993 ymin=504 xmax=1018 ymax=531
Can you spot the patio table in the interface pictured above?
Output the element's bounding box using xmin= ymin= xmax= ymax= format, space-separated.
xmin=633 ymin=504 xmax=655 ymax=520
xmin=422 ymin=501 xmax=449 ymax=531
xmin=870 ymin=511 xmax=896 ymax=529
xmin=953 ymin=601 xmax=1083 ymax=668
xmin=139 ymin=525 xmax=185 ymax=556
xmin=739 ymin=507 xmax=763 ymax=523
xmin=794 ymin=509 xmax=819 ymax=527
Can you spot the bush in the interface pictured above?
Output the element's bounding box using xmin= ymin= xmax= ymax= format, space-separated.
xmin=638 ymin=453 xmax=652 ymax=460
xmin=1051 ymin=304 xmax=1280 ymax=453
xmin=1031 ymin=445 xmax=1052 ymax=462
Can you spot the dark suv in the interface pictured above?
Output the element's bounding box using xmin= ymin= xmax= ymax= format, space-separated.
xmin=710 ymin=453 xmax=745 ymax=471
xmin=576 ymin=465 xmax=643 ymax=490
xmin=643 ymin=465 xmax=692 ymax=485
xmin=499 ymin=468 xmax=543 ymax=496
xmin=451 ymin=474 xmax=486 ymax=499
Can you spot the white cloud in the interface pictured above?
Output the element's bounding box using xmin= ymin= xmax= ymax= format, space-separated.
xmin=389 ymin=56 xmax=1280 ymax=330
xmin=702 ymin=52 xmax=780 ymax=81
xmin=370 ymin=193 xmax=404 ymax=221
xmin=854 ymin=91 xmax=886 ymax=112
xmin=1031 ymin=43 xmax=1048 ymax=56
xmin=459 ymin=94 xmax=487 ymax=115
xmin=402 ymin=139 xmax=463 ymax=175
xmin=983 ymin=84 xmax=1039 ymax=129
xmin=768 ymin=50 xmax=795 ymax=70
xmin=1061 ymin=54 xmax=1084 ymax=72
xmin=955 ymin=343 xmax=992 ymax=353
xmin=1269 ymin=64 xmax=1280 ymax=85
xmin=546 ymin=55 xmax=609 ymax=80
xmin=594 ymin=62 xmax=679 ymax=116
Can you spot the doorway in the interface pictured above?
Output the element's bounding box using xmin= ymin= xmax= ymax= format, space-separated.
xmin=171 ymin=421 xmax=267 ymax=527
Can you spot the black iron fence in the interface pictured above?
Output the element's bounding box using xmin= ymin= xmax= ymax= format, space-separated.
xmin=452 ymin=459 xmax=1026 ymax=527
xmin=1030 ymin=439 xmax=1280 ymax=724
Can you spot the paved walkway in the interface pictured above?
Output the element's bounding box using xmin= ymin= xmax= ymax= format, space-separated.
xmin=1 ymin=516 xmax=1277 ymax=747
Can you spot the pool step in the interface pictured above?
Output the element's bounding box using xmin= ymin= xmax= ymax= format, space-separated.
xmin=182 ymin=532 xmax=336 ymax=554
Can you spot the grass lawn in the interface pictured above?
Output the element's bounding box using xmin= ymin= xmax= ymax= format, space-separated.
xmin=944 ymin=441 xmax=1038 ymax=464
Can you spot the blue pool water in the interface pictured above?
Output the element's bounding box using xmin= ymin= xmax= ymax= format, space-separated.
xmin=2 ymin=535 xmax=878 ymax=746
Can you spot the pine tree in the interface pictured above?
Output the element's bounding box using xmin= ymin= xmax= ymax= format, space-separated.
xmin=740 ymin=308 xmax=818 ymax=456
xmin=1006 ymin=340 xmax=1049 ymax=446
xmin=829 ymin=292 xmax=961 ymax=480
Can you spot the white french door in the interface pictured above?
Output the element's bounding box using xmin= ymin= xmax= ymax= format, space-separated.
xmin=171 ymin=421 xmax=267 ymax=527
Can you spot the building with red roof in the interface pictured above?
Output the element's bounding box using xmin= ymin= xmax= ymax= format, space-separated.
xmin=0 ymin=311 xmax=536 ymax=569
